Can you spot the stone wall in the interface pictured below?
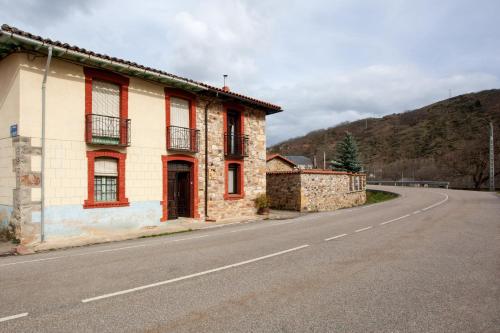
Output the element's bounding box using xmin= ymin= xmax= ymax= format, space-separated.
xmin=0 ymin=137 xmax=15 ymax=236
xmin=203 ymin=101 xmax=267 ymax=220
xmin=267 ymin=170 xmax=366 ymax=212
xmin=266 ymin=157 xmax=295 ymax=172
xmin=266 ymin=172 xmax=301 ymax=210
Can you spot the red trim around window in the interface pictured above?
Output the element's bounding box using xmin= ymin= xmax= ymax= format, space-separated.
xmin=165 ymin=88 xmax=197 ymax=150
xmin=84 ymin=150 xmax=129 ymax=209
xmin=222 ymin=102 xmax=245 ymax=141
xmin=84 ymin=67 xmax=130 ymax=145
xmin=161 ymin=154 xmax=200 ymax=221
xmin=224 ymin=159 xmax=245 ymax=200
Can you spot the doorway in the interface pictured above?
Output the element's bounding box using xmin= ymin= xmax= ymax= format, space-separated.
xmin=167 ymin=161 xmax=192 ymax=219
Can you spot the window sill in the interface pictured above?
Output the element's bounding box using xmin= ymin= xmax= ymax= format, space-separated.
xmin=224 ymin=193 xmax=245 ymax=200
xmin=83 ymin=200 xmax=129 ymax=209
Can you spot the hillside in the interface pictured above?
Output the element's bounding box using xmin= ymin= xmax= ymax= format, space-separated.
xmin=268 ymin=89 xmax=500 ymax=189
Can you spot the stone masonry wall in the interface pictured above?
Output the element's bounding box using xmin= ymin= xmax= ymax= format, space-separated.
xmin=266 ymin=158 xmax=294 ymax=172
xmin=267 ymin=171 xmax=366 ymax=212
xmin=0 ymin=137 xmax=15 ymax=237
xmin=203 ymin=101 xmax=267 ymax=220
xmin=8 ymin=136 xmax=42 ymax=244
xmin=300 ymin=173 xmax=366 ymax=212
xmin=266 ymin=172 xmax=301 ymax=210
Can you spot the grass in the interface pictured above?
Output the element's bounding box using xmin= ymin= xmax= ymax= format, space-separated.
xmin=365 ymin=189 xmax=398 ymax=205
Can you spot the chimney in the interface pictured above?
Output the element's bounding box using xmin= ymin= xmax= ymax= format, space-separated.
xmin=222 ymin=74 xmax=230 ymax=92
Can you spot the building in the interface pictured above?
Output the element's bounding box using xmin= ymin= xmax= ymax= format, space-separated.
xmin=267 ymin=170 xmax=366 ymax=212
xmin=284 ymin=155 xmax=313 ymax=169
xmin=0 ymin=25 xmax=282 ymax=246
xmin=266 ymin=154 xmax=297 ymax=172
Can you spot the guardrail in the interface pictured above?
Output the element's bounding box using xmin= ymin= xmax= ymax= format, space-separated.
xmin=367 ymin=180 xmax=449 ymax=189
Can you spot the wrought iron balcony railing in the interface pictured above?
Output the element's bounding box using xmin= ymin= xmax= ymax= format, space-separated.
xmin=86 ymin=114 xmax=131 ymax=146
xmin=224 ymin=133 xmax=249 ymax=158
xmin=167 ymin=126 xmax=200 ymax=153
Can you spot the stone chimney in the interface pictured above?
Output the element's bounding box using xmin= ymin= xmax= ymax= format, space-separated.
xmin=222 ymin=74 xmax=230 ymax=92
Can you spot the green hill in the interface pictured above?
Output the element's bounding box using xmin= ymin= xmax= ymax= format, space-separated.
xmin=268 ymin=89 xmax=500 ymax=189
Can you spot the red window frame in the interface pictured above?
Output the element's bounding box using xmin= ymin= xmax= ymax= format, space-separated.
xmin=84 ymin=150 xmax=129 ymax=208
xmin=222 ymin=103 xmax=245 ymax=157
xmin=224 ymin=160 xmax=244 ymax=200
xmin=165 ymin=88 xmax=197 ymax=149
xmin=84 ymin=67 xmax=130 ymax=145
xmin=161 ymin=154 xmax=200 ymax=221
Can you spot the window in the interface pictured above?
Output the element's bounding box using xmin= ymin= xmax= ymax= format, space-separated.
xmin=84 ymin=67 xmax=130 ymax=146
xmin=350 ymin=175 xmax=361 ymax=192
xmin=90 ymin=80 xmax=121 ymax=145
xmin=224 ymin=160 xmax=244 ymax=199
xmin=223 ymin=104 xmax=248 ymax=158
xmin=165 ymin=89 xmax=199 ymax=152
xmin=94 ymin=158 xmax=118 ymax=202
xmin=228 ymin=164 xmax=239 ymax=194
xmin=84 ymin=150 xmax=129 ymax=208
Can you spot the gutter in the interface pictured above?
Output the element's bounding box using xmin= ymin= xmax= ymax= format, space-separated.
xmin=41 ymin=46 xmax=52 ymax=243
xmin=2 ymin=31 xmax=209 ymax=92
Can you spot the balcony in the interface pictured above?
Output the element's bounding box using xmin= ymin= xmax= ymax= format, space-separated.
xmin=86 ymin=114 xmax=131 ymax=146
xmin=224 ymin=133 xmax=249 ymax=158
xmin=167 ymin=126 xmax=200 ymax=153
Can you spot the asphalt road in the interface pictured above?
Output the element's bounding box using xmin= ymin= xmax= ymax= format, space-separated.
xmin=0 ymin=186 xmax=498 ymax=332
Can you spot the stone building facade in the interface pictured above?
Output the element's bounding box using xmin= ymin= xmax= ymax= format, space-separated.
xmin=267 ymin=170 xmax=366 ymax=212
xmin=0 ymin=25 xmax=281 ymax=246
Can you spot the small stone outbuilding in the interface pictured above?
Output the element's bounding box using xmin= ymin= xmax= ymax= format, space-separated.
xmin=267 ymin=170 xmax=366 ymax=212
xmin=266 ymin=154 xmax=297 ymax=172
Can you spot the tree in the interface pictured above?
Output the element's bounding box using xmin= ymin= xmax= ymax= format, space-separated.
xmin=331 ymin=132 xmax=362 ymax=172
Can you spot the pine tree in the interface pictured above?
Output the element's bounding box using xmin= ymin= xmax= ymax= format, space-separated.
xmin=331 ymin=132 xmax=362 ymax=172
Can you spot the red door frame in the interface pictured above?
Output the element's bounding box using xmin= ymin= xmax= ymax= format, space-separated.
xmin=161 ymin=154 xmax=199 ymax=221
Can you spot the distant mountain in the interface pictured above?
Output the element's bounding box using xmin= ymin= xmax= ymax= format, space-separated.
xmin=268 ymin=89 xmax=500 ymax=189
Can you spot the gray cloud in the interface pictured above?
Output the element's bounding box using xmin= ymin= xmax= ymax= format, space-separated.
xmin=1 ymin=0 xmax=499 ymax=145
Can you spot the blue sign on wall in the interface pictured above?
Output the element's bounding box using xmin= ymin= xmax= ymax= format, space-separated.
xmin=10 ymin=124 xmax=18 ymax=137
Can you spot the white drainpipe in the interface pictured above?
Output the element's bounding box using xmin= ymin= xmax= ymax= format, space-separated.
xmin=41 ymin=46 xmax=53 ymax=243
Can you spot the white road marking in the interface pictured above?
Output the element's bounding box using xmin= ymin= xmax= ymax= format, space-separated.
xmin=421 ymin=193 xmax=449 ymax=211
xmin=355 ymin=226 xmax=372 ymax=233
xmin=82 ymin=244 xmax=310 ymax=303
xmin=412 ymin=210 xmax=421 ymax=214
xmin=0 ymin=312 xmax=28 ymax=323
xmin=380 ymin=214 xmax=411 ymax=225
xmin=324 ymin=233 xmax=348 ymax=241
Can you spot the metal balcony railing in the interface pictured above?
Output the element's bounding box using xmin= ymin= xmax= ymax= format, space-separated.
xmin=224 ymin=133 xmax=249 ymax=158
xmin=86 ymin=114 xmax=131 ymax=146
xmin=167 ymin=126 xmax=200 ymax=153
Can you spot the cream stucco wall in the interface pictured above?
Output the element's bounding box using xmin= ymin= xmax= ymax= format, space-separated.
xmin=0 ymin=54 xmax=20 ymax=211
xmin=17 ymin=56 xmax=169 ymax=206
xmin=0 ymin=53 xmax=21 ymax=138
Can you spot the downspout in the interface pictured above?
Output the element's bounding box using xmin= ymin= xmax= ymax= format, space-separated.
xmin=41 ymin=46 xmax=53 ymax=242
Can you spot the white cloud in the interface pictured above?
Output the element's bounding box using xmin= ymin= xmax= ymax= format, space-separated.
xmin=0 ymin=0 xmax=498 ymax=146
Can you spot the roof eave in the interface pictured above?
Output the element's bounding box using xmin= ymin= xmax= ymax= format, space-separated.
xmin=0 ymin=28 xmax=283 ymax=115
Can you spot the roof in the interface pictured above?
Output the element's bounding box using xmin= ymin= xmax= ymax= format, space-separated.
xmin=0 ymin=24 xmax=282 ymax=115
xmin=284 ymin=155 xmax=313 ymax=166
xmin=266 ymin=154 xmax=297 ymax=167
xmin=267 ymin=170 xmax=365 ymax=176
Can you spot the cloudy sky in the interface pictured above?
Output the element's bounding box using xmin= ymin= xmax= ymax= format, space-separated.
xmin=1 ymin=0 xmax=499 ymax=144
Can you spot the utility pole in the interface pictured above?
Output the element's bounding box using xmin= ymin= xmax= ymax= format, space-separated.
xmin=323 ymin=151 xmax=326 ymax=170
xmin=490 ymin=121 xmax=495 ymax=191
